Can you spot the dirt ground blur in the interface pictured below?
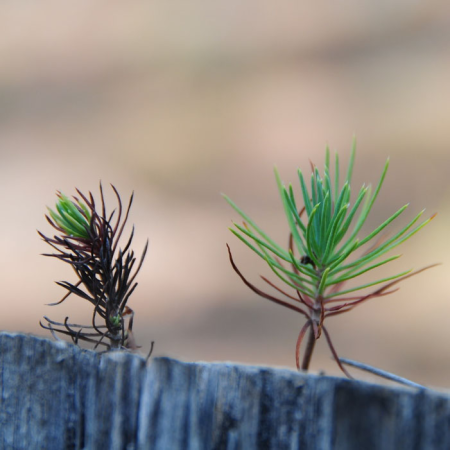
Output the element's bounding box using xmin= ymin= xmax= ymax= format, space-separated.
xmin=0 ymin=2 xmax=449 ymax=388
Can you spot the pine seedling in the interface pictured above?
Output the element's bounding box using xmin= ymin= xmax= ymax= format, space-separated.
xmin=224 ymin=142 xmax=437 ymax=377
xmin=39 ymin=184 xmax=149 ymax=351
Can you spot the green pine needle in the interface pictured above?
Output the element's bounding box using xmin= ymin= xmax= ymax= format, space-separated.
xmin=49 ymin=193 xmax=90 ymax=239
xmin=225 ymin=141 xmax=435 ymax=300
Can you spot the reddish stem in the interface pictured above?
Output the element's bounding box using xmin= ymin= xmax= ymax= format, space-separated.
xmin=301 ymin=323 xmax=317 ymax=371
xmin=322 ymin=325 xmax=353 ymax=379
xmin=295 ymin=321 xmax=312 ymax=370
xmin=227 ymin=245 xmax=311 ymax=318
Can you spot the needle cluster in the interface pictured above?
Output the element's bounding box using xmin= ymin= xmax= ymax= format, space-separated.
xmin=224 ymin=142 xmax=436 ymax=377
xmin=39 ymin=184 xmax=148 ymax=350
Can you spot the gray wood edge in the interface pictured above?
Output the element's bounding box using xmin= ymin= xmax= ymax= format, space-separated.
xmin=0 ymin=332 xmax=449 ymax=450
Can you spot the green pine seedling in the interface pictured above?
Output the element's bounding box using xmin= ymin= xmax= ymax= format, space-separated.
xmin=224 ymin=141 xmax=437 ymax=378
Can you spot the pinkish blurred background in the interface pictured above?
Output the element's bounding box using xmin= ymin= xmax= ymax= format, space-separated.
xmin=1 ymin=2 xmax=449 ymax=387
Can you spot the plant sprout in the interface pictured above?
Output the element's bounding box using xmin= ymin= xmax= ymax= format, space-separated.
xmin=39 ymin=184 xmax=149 ymax=351
xmin=224 ymin=142 xmax=437 ymax=378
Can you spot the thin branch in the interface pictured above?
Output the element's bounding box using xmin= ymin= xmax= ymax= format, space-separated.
xmin=146 ymin=341 xmax=155 ymax=363
xmin=295 ymin=320 xmax=312 ymax=370
xmin=339 ymin=358 xmax=428 ymax=389
xmin=227 ymin=245 xmax=311 ymax=318
xmin=300 ymin=323 xmax=316 ymax=371
xmin=325 ymin=264 xmax=439 ymax=316
xmin=323 ymin=288 xmax=398 ymax=305
xmin=260 ymin=276 xmax=307 ymax=304
xmin=322 ymin=326 xmax=353 ymax=379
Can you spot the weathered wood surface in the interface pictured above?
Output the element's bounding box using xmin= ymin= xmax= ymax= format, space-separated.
xmin=0 ymin=333 xmax=449 ymax=450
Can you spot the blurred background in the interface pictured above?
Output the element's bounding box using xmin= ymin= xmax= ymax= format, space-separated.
xmin=1 ymin=1 xmax=449 ymax=388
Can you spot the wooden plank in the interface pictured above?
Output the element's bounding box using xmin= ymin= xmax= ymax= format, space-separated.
xmin=0 ymin=332 xmax=449 ymax=449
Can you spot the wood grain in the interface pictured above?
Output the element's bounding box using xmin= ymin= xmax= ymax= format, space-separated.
xmin=0 ymin=333 xmax=449 ymax=449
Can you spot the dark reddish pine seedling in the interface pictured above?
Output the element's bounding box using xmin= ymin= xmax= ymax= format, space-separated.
xmin=39 ymin=184 xmax=149 ymax=351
